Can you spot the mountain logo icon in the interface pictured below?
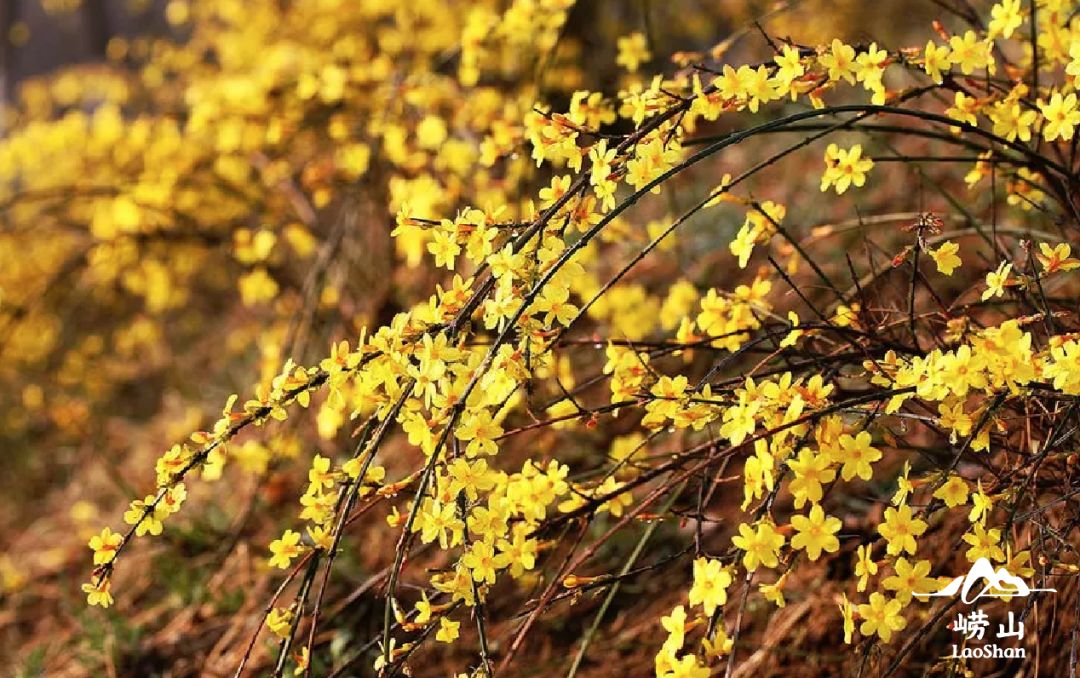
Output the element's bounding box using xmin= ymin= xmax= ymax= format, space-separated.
xmin=914 ymin=558 xmax=1056 ymax=604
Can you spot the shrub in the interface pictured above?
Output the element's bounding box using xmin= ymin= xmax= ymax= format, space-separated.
xmin=2 ymin=0 xmax=1079 ymax=676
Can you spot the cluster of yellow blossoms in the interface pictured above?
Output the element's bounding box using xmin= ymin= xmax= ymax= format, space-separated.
xmin=9 ymin=0 xmax=1070 ymax=675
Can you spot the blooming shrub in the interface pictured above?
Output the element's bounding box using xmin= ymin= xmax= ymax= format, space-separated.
xmin=2 ymin=0 xmax=1080 ymax=676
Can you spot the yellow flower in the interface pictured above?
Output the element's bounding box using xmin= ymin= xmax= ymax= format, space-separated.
xmin=292 ymin=647 xmax=309 ymax=676
xmin=945 ymin=91 xmax=979 ymax=126
xmin=660 ymin=604 xmax=687 ymax=655
xmin=882 ymin=557 xmax=937 ymax=604
xmin=969 ymin=480 xmax=994 ymax=523
xmin=306 ymin=524 xmax=333 ymax=550
xmin=123 ymin=496 xmax=165 ymax=537
xmin=298 ymin=490 xmax=335 ymax=525
xmin=83 ymin=579 xmax=114 ymax=608
xmin=616 ymin=32 xmax=651 ymax=72
xmin=962 ymin=522 xmax=1005 ymax=562
xmin=759 ymin=573 xmax=787 ymax=607
xmin=539 ymin=175 xmax=572 ymax=210
xmin=418 ymin=499 xmax=462 ymax=550
xmin=933 ymin=475 xmax=969 ymax=508
xmin=832 ymin=302 xmax=861 ymax=329
xmin=820 ymin=143 xmax=873 ymax=194
xmin=820 ymin=39 xmax=857 ymax=85
xmin=1044 ymin=339 xmax=1080 ymax=395
xmin=877 ymin=504 xmax=927 ymax=556
xmin=990 ymin=100 xmax=1037 ymax=142
xmin=702 ymin=625 xmax=734 ymax=658
xmin=892 ymin=461 xmax=914 ymax=506
xmin=569 ymin=90 xmax=616 ymax=128
xmin=838 ymin=593 xmax=855 ymax=644
xmin=772 ymin=44 xmax=805 ymax=89
xmin=267 ymin=607 xmax=294 ymax=638
xmin=741 ymin=65 xmax=778 ymax=113
xmin=342 ymin=458 xmax=385 ymax=485
xmin=922 ymin=41 xmax=951 ymax=84
xmin=1036 ymin=242 xmax=1080 ymax=274
xmin=436 ymin=617 xmax=460 ymax=643
xmin=416 ymin=115 xmax=447 ymax=150
xmin=533 ymin=283 xmax=577 ymax=327
xmin=662 ymin=654 xmax=710 ymax=678
xmin=789 ymin=504 xmax=842 ymax=560
xmin=269 ymin=529 xmax=305 ymax=569
xmin=88 ymin=527 xmax=123 ymax=565
xmin=929 ymin=241 xmax=962 ymax=276
xmin=948 ymin=30 xmax=991 ymax=75
xmin=688 ymin=557 xmax=732 ymax=616
xmin=981 ymin=260 xmax=1013 ymax=301
xmin=938 ymin=399 xmax=973 ymax=442
xmin=988 ymin=0 xmax=1023 ymax=39
xmin=788 ymin=447 xmax=835 ymax=508
xmin=729 ymin=221 xmax=757 ymax=269
xmin=495 ymin=525 xmax=537 ymax=578
xmin=1003 ymin=546 xmax=1035 ymax=579
xmin=589 ymin=140 xmax=619 ymax=211
xmin=835 ymin=431 xmax=882 ymax=481
xmin=731 ymin=520 xmax=785 ymax=571
xmin=428 ymin=228 xmax=462 ymax=269
xmin=854 ymin=42 xmax=889 ymax=104
xmin=857 ymin=592 xmax=907 ymax=642
xmin=715 ymin=64 xmax=750 ymax=103
xmin=1038 ymin=91 xmax=1080 ymax=141
xmin=854 ymin=544 xmax=878 ymax=592
xmin=1068 ymin=39 xmax=1080 ymax=86
xmin=460 ymin=540 xmax=500 ymax=585
xmin=414 ymin=592 xmax=437 ymax=625
xmin=307 ymin=454 xmax=336 ymax=491
xmin=448 ymin=457 xmax=497 ymax=502
xmin=780 ymin=311 xmax=804 ymax=348
xmin=456 ymin=409 xmax=503 ymax=458
xmin=238 ymin=267 xmax=278 ymax=306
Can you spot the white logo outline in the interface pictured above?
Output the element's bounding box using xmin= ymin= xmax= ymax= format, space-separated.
xmin=914 ymin=557 xmax=1056 ymax=604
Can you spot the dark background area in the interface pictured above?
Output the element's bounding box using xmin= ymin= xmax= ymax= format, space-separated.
xmin=0 ymin=0 xmax=173 ymax=100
